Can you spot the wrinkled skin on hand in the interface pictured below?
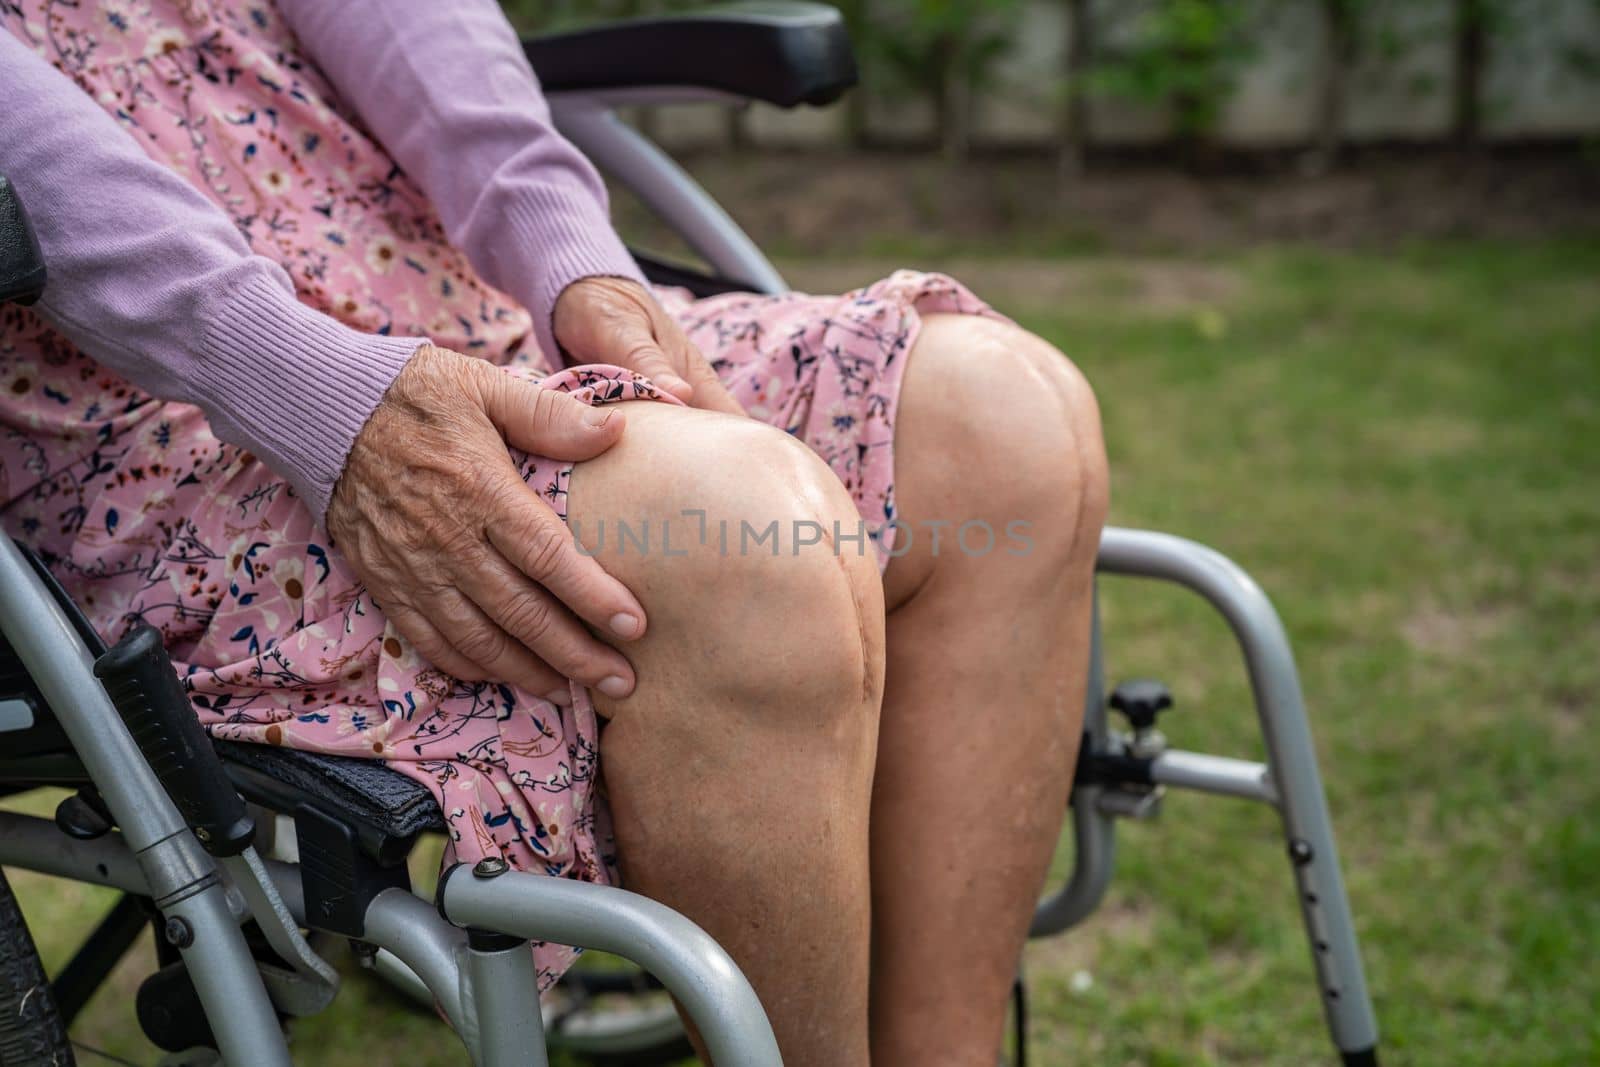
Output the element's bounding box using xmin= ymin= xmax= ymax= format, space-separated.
xmin=553 ymin=276 xmax=745 ymax=416
xmin=326 ymin=343 xmax=645 ymax=703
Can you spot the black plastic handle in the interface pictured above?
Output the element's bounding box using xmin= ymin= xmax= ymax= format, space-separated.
xmin=0 ymin=175 xmax=47 ymax=307
xmin=94 ymin=626 xmax=254 ymax=856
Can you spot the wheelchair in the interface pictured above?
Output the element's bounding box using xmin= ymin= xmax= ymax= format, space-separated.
xmin=0 ymin=4 xmax=1382 ymax=1064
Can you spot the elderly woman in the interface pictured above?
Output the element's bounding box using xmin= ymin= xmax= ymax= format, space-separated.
xmin=1 ymin=1 xmax=1106 ymax=1063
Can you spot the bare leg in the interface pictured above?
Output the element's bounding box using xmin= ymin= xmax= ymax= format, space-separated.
xmin=567 ymin=403 xmax=885 ymax=1066
xmin=869 ymin=314 xmax=1110 ymax=1065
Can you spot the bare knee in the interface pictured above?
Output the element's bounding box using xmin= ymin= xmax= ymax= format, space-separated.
xmin=568 ymin=402 xmax=885 ymax=724
xmin=895 ymin=314 xmax=1108 ymax=583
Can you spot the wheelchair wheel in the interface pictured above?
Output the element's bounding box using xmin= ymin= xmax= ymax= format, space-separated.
xmin=546 ymin=963 xmax=693 ymax=1066
xmin=546 ymin=961 xmax=1030 ymax=1066
xmin=0 ymin=868 xmax=74 ymax=1066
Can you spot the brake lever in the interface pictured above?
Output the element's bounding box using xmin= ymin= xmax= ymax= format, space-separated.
xmin=220 ymin=849 xmax=340 ymax=1015
xmin=96 ymin=626 xmax=339 ymax=1014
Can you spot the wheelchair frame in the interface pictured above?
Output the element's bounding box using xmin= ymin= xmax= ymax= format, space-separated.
xmin=0 ymin=23 xmax=1381 ymax=1067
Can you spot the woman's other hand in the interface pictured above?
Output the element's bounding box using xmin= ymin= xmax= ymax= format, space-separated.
xmin=553 ymin=277 xmax=745 ymax=416
xmin=327 ymin=344 xmax=643 ymax=702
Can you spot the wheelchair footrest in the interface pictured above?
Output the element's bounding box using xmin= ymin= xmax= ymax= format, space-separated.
xmin=137 ymin=961 xmax=217 ymax=1053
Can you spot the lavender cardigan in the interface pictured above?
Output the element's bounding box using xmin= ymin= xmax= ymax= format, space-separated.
xmin=0 ymin=0 xmax=645 ymax=521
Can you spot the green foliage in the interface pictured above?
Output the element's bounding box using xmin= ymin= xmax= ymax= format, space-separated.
xmin=865 ymin=0 xmax=1023 ymax=100
xmin=1088 ymin=0 xmax=1258 ymax=138
xmin=503 ymin=0 xmax=1600 ymax=151
xmin=855 ymin=0 xmax=1026 ymax=156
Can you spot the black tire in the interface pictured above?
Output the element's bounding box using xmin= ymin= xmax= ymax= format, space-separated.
xmin=571 ymin=1038 xmax=697 ymax=1067
xmin=0 ymin=867 xmax=74 ymax=1066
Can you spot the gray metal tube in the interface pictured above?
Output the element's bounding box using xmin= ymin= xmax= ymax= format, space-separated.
xmin=371 ymin=949 xmax=435 ymax=1009
xmin=361 ymin=888 xmax=472 ymax=1039
xmin=467 ymin=940 xmax=549 ymax=1067
xmin=3 ymin=819 xmax=497 ymax=1060
xmin=0 ymin=812 xmax=147 ymax=892
xmin=0 ymin=538 xmax=290 ymax=1066
xmin=1031 ymin=589 xmax=1117 ymax=938
xmin=0 ymin=540 xmax=187 ymax=853
xmin=1096 ymin=526 xmax=1379 ymax=1055
xmin=260 ymin=859 xmax=472 ymax=1040
xmin=0 ymin=819 xmax=475 ymax=1054
xmin=1029 ymin=785 xmax=1117 ymax=938
xmin=442 ymin=870 xmax=782 ymax=1067
xmin=1151 ymin=750 xmax=1279 ymax=804
xmin=161 ymin=884 xmax=295 ymax=1065
xmin=551 ymin=99 xmax=787 ymax=295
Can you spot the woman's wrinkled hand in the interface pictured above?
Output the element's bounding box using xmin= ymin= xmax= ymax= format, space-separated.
xmin=553 ymin=276 xmax=745 ymax=416
xmin=327 ymin=344 xmax=644 ymax=703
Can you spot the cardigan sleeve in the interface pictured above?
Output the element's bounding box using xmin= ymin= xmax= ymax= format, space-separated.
xmin=0 ymin=31 xmax=426 ymax=523
xmin=276 ymin=0 xmax=647 ymax=363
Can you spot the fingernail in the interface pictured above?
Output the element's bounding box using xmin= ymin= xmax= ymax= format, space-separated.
xmin=597 ymin=675 xmax=632 ymax=699
xmin=583 ymin=406 xmax=615 ymax=428
xmin=544 ymin=686 xmax=572 ymax=706
xmin=608 ymin=612 xmax=641 ymax=639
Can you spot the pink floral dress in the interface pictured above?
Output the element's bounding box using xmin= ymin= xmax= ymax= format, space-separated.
xmin=0 ymin=0 xmax=995 ymax=986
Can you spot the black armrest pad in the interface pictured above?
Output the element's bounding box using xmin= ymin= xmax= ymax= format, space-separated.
xmin=0 ymin=176 xmax=47 ymax=307
xmin=523 ymin=1 xmax=857 ymax=109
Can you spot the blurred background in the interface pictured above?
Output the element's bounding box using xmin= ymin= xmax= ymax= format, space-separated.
xmin=508 ymin=0 xmax=1600 ymax=256
xmin=11 ymin=2 xmax=1597 ymax=1065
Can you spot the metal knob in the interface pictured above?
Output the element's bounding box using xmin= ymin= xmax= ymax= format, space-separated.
xmin=1108 ymin=679 xmax=1173 ymax=732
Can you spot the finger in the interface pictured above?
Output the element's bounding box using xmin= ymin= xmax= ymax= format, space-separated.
xmin=485 ymin=466 xmax=648 ymax=644
xmin=610 ymin=320 xmax=695 ymax=403
xmin=411 ymin=587 xmax=578 ymax=702
xmin=652 ymin=312 xmax=745 ymax=416
xmin=680 ymin=340 xmax=747 ymax=416
xmin=382 ymin=601 xmax=493 ymax=683
xmin=455 ymin=543 xmax=637 ymax=693
xmin=478 ymin=370 xmax=626 ymax=462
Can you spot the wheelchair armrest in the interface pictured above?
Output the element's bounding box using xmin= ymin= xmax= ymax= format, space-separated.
xmin=523 ymin=1 xmax=857 ymax=109
xmin=0 ymin=176 xmax=47 ymax=307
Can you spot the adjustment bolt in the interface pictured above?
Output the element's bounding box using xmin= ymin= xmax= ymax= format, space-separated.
xmin=1109 ymin=679 xmax=1174 ymax=731
xmin=1110 ymin=679 xmax=1174 ymax=758
xmin=1288 ymin=838 xmax=1315 ymax=866
xmin=473 ymin=856 xmax=509 ymax=879
xmin=164 ymin=916 xmax=194 ymax=948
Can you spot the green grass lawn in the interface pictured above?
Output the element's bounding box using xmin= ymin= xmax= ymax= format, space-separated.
xmin=6 ymin=240 xmax=1597 ymax=1065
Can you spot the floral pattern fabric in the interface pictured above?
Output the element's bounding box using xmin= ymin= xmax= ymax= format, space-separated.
xmin=0 ymin=0 xmax=996 ymax=987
